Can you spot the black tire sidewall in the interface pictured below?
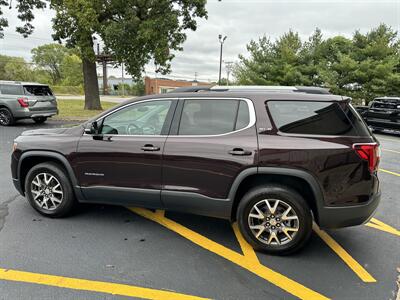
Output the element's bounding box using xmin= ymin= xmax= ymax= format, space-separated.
xmin=0 ymin=108 xmax=14 ymax=126
xmin=24 ymin=163 xmax=75 ymax=218
xmin=237 ymin=185 xmax=312 ymax=255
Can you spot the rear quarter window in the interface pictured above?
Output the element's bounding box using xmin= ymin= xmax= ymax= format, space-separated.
xmin=0 ymin=84 xmax=23 ymax=95
xmin=267 ymin=100 xmax=369 ymax=136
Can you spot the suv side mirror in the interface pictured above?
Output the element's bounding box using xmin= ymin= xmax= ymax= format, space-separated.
xmin=84 ymin=121 xmax=99 ymax=134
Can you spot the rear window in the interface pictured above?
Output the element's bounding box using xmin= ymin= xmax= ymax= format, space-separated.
xmin=23 ymin=85 xmax=53 ymax=96
xmin=267 ymin=101 xmax=369 ymax=136
xmin=0 ymin=84 xmax=23 ymax=95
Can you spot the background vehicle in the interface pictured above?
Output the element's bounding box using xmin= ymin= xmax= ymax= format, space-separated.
xmin=0 ymin=81 xmax=58 ymax=126
xmin=11 ymin=86 xmax=380 ymax=255
xmin=355 ymin=96 xmax=400 ymax=132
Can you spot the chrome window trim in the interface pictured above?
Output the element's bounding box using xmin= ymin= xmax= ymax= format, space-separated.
xmin=83 ymin=97 xmax=256 ymax=138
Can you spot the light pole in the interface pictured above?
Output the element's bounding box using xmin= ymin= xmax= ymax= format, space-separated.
xmin=218 ymin=34 xmax=227 ymax=85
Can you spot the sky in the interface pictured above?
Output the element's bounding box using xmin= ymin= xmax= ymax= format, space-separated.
xmin=1 ymin=0 xmax=399 ymax=82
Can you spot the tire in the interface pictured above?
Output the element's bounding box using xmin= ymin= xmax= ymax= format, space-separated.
xmin=0 ymin=107 xmax=15 ymax=126
xmin=24 ymin=162 xmax=75 ymax=218
xmin=237 ymin=184 xmax=312 ymax=255
xmin=33 ymin=117 xmax=47 ymax=124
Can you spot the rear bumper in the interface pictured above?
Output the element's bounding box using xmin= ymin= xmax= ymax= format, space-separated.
xmin=317 ymin=191 xmax=381 ymax=229
xmin=13 ymin=109 xmax=58 ymax=119
xmin=366 ymin=118 xmax=400 ymax=130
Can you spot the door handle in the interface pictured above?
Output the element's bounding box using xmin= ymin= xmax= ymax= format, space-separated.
xmin=141 ymin=144 xmax=160 ymax=151
xmin=229 ymin=148 xmax=252 ymax=156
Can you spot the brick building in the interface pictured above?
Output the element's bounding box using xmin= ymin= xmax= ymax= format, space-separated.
xmin=144 ymin=76 xmax=211 ymax=95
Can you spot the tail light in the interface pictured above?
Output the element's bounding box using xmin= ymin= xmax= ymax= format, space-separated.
xmin=353 ymin=143 xmax=380 ymax=173
xmin=17 ymin=97 xmax=29 ymax=108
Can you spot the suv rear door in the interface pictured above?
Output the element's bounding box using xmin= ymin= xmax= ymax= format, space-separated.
xmin=161 ymin=97 xmax=258 ymax=218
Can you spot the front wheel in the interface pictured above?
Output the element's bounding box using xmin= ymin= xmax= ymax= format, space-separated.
xmin=237 ymin=185 xmax=312 ymax=255
xmin=33 ymin=117 xmax=47 ymax=124
xmin=25 ymin=162 xmax=75 ymax=218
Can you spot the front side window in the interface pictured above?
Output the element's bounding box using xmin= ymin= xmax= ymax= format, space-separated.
xmin=178 ymin=99 xmax=251 ymax=135
xmin=101 ymin=100 xmax=172 ymax=135
xmin=0 ymin=84 xmax=23 ymax=95
xmin=267 ymin=100 xmax=363 ymax=136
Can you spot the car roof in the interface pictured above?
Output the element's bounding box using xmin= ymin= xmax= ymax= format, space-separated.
xmin=0 ymin=80 xmax=48 ymax=86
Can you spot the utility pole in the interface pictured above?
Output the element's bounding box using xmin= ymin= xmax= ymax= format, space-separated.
xmin=95 ymin=43 xmax=113 ymax=96
xmin=224 ymin=61 xmax=234 ymax=85
xmin=218 ymin=34 xmax=227 ymax=85
xmin=121 ymin=62 xmax=125 ymax=97
xmin=194 ymin=72 xmax=198 ymax=82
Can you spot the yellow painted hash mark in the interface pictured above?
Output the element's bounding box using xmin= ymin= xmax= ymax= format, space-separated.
xmin=0 ymin=268 xmax=209 ymax=300
xmin=380 ymin=168 xmax=400 ymax=177
xmin=366 ymin=218 xmax=400 ymax=237
xmin=312 ymin=223 xmax=376 ymax=283
xmin=129 ymin=207 xmax=329 ymax=300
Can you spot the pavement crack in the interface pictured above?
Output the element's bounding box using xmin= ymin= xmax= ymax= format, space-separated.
xmin=0 ymin=194 xmax=20 ymax=233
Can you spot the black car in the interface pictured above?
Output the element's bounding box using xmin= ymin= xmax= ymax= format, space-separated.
xmin=357 ymin=97 xmax=400 ymax=132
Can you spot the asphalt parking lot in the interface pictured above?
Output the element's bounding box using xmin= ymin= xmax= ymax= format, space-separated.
xmin=0 ymin=120 xmax=399 ymax=300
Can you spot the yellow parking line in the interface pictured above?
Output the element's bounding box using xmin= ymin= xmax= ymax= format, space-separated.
xmin=129 ymin=207 xmax=329 ymax=300
xmin=382 ymin=148 xmax=400 ymax=154
xmin=379 ymin=169 xmax=400 ymax=177
xmin=232 ymin=222 xmax=260 ymax=264
xmin=312 ymin=223 xmax=376 ymax=283
xmin=365 ymin=218 xmax=400 ymax=237
xmin=0 ymin=268 xmax=208 ymax=300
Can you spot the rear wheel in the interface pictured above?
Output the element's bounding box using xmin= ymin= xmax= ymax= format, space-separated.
xmin=237 ymin=185 xmax=312 ymax=255
xmin=0 ymin=107 xmax=15 ymax=126
xmin=33 ymin=117 xmax=47 ymax=124
xmin=25 ymin=162 xmax=75 ymax=218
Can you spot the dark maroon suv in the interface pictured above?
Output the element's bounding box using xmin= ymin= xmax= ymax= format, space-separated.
xmin=11 ymin=86 xmax=381 ymax=254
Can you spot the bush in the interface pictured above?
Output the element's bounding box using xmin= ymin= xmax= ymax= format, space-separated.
xmin=51 ymin=85 xmax=84 ymax=95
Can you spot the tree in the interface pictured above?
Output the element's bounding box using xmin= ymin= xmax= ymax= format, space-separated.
xmin=3 ymin=57 xmax=35 ymax=81
xmin=60 ymin=53 xmax=83 ymax=86
xmin=234 ymin=25 xmax=400 ymax=104
xmin=32 ymin=43 xmax=70 ymax=84
xmin=2 ymin=0 xmax=207 ymax=110
xmin=51 ymin=0 xmax=207 ymax=109
xmin=0 ymin=55 xmax=35 ymax=81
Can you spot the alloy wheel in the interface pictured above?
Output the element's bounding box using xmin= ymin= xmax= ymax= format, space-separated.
xmin=30 ymin=173 xmax=64 ymax=211
xmin=248 ymin=199 xmax=299 ymax=246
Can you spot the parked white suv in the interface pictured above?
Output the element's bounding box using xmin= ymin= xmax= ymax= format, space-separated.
xmin=0 ymin=81 xmax=58 ymax=126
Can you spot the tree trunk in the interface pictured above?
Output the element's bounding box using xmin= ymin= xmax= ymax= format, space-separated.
xmin=83 ymin=52 xmax=102 ymax=110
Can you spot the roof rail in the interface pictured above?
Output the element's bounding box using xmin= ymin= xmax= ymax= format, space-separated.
xmin=168 ymin=86 xmax=212 ymax=93
xmin=168 ymin=85 xmax=331 ymax=95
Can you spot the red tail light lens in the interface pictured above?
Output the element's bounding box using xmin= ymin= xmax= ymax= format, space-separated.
xmin=17 ymin=97 xmax=29 ymax=108
xmin=353 ymin=143 xmax=380 ymax=173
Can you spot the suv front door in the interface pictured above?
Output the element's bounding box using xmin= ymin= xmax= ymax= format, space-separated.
xmin=74 ymin=99 xmax=177 ymax=208
xmin=162 ymin=98 xmax=258 ymax=218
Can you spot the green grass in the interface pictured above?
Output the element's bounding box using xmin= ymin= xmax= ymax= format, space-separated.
xmin=54 ymin=100 xmax=117 ymax=121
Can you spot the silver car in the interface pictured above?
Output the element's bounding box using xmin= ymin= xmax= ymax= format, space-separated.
xmin=0 ymin=81 xmax=58 ymax=126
